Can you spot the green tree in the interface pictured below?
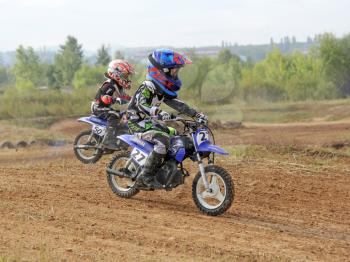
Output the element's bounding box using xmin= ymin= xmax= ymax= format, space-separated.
xmin=96 ymin=44 xmax=111 ymax=66
xmin=46 ymin=64 xmax=63 ymax=89
xmin=319 ymin=33 xmax=350 ymax=96
xmin=241 ymin=49 xmax=287 ymax=101
xmin=217 ymin=48 xmax=233 ymax=64
xmin=0 ymin=67 xmax=9 ymax=87
xmin=54 ymin=36 xmax=83 ymax=87
xmin=13 ymin=45 xmax=43 ymax=89
xmin=284 ymin=51 xmax=336 ymax=100
xmin=190 ymin=57 xmax=212 ymax=100
xmin=73 ymin=64 xmax=105 ymax=89
xmin=201 ymin=56 xmax=242 ymax=103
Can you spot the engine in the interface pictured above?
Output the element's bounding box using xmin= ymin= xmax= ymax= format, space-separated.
xmin=168 ymin=136 xmax=194 ymax=161
xmin=155 ymin=160 xmax=184 ymax=188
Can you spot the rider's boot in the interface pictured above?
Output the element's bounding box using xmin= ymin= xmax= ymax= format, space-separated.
xmin=101 ymin=126 xmax=119 ymax=150
xmin=136 ymin=151 xmax=163 ymax=189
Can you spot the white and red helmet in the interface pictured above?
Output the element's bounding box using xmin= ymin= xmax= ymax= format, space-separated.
xmin=106 ymin=59 xmax=135 ymax=89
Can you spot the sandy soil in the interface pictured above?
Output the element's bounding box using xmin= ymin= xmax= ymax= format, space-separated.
xmin=0 ymin=122 xmax=350 ymax=261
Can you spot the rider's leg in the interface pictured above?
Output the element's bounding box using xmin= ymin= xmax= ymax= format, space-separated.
xmin=101 ymin=110 xmax=120 ymax=150
xmin=136 ymin=130 xmax=170 ymax=187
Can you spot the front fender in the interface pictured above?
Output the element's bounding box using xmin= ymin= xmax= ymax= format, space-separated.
xmin=197 ymin=141 xmax=229 ymax=155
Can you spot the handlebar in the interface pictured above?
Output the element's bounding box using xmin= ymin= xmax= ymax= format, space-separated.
xmin=149 ymin=114 xmax=209 ymax=130
xmin=165 ymin=115 xmax=207 ymax=124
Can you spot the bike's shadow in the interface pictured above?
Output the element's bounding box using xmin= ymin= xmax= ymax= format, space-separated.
xmin=118 ymin=193 xmax=236 ymax=218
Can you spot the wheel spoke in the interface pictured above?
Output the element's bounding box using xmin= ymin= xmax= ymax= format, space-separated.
xmin=210 ymin=175 xmax=218 ymax=187
xmin=200 ymin=191 xmax=211 ymax=199
xmin=215 ymin=191 xmax=225 ymax=202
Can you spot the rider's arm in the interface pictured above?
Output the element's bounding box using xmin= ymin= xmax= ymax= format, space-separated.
xmin=95 ymin=82 xmax=115 ymax=106
xmin=114 ymin=83 xmax=132 ymax=105
xmin=118 ymin=94 xmax=131 ymax=105
xmin=135 ymin=85 xmax=153 ymax=116
xmin=163 ymin=98 xmax=197 ymax=117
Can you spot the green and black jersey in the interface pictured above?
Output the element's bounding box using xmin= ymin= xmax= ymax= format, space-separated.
xmin=127 ymin=80 xmax=197 ymax=133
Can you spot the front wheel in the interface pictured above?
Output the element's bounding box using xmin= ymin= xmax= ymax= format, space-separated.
xmin=73 ymin=130 xmax=103 ymax=164
xmin=192 ymin=165 xmax=234 ymax=216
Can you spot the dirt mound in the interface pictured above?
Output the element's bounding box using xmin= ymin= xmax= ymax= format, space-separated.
xmin=0 ymin=139 xmax=69 ymax=150
xmin=324 ymin=141 xmax=350 ymax=149
xmin=16 ymin=141 xmax=28 ymax=148
xmin=1 ymin=141 xmax=15 ymax=149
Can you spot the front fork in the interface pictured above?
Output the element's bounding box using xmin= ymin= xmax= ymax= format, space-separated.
xmin=88 ymin=130 xmax=94 ymax=143
xmin=197 ymin=153 xmax=210 ymax=190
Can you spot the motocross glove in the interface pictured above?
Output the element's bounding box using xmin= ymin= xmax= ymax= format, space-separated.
xmin=158 ymin=111 xmax=172 ymax=121
xmin=195 ymin=112 xmax=208 ymax=124
xmin=112 ymin=97 xmax=122 ymax=105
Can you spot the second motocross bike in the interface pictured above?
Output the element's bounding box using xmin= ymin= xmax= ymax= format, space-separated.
xmin=73 ymin=112 xmax=129 ymax=164
xmin=106 ymin=116 xmax=234 ymax=216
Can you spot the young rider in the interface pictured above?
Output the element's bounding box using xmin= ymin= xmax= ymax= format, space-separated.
xmin=127 ymin=49 xmax=207 ymax=188
xmin=92 ymin=59 xmax=135 ymax=150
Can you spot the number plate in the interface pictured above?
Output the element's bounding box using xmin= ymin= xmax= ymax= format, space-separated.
xmin=196 ymin=130 xmax=209 ymax=146
xmin=92 ymin=125 xmax=106 ymax=137
xmin=131 ymin=148 xmax=148 ymax=166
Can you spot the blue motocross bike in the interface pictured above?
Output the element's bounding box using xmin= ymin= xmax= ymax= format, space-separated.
xmin=73 ymin=112 xmax=129 ymax=164
xmin=106 ymin=116 xmax=234 ymax=216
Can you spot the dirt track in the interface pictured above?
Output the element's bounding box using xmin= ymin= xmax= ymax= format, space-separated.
xmin=1 ymin=122 xmax=350 ymax=261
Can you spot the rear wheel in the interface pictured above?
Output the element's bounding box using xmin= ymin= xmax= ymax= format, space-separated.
xmin=192 ymin=165 xmax=234 ymax=216
xmin=107 ymin=152 xmax=139 ymax=198
xmin=73 ymin=130 xmax=103 ymax=164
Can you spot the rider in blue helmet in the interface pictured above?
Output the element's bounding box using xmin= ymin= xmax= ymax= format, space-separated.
xmin=127 ymin=49 xmax=207 ymax=188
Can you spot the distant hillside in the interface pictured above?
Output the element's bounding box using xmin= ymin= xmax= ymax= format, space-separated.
xmin=0 ymin=38 xmax=318 ymax=67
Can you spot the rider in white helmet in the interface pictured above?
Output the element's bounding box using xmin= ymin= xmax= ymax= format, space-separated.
xmin=91 ymin=59 xmax=135 ymax=150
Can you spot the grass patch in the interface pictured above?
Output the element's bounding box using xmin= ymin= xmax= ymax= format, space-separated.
xmin=267 ymin=144 xmax=350 ymax=159
xmin=2 ymin=86 xmax=350 ymax=126
xmin=0 ymin=121 xmax=69 ymax=141
xmin=0 ymin=88 xmax=94 ymax=122
xmin=223 ymin=145 xmax=269 ymax=160
xmin=201 ymin=98 xmax=350 ymax=123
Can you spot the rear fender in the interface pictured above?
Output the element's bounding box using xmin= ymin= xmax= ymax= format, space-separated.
xmin=78 ymin=117 xmax=106 ymax=137
xmin=78 ymin=116 xmax=107 ymax=127
xmin=78 ymin=117 xmax=95 ymax=126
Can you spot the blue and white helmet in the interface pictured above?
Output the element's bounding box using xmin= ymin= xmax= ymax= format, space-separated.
xmin=147 ymin=49 xmax=192 ymax=98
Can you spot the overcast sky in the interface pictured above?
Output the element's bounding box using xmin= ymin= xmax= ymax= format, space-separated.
xmin=0 ymin=0 xmax=349 ymax=51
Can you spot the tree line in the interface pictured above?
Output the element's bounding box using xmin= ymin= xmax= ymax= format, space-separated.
xmin=0 ymin=33 xmax=349 ymax=119
xmin=181 ymin=33 xmax=350 ymax=103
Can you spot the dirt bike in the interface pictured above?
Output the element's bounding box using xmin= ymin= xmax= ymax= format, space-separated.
xmin=106 ymin=116 xmax=234 ymax=216
xmin=73 ymin=112 xmax=129 ymax=164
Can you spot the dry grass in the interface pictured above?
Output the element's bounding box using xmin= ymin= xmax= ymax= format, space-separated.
xmin=201 ymin=98 xmax=350 ymax=123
